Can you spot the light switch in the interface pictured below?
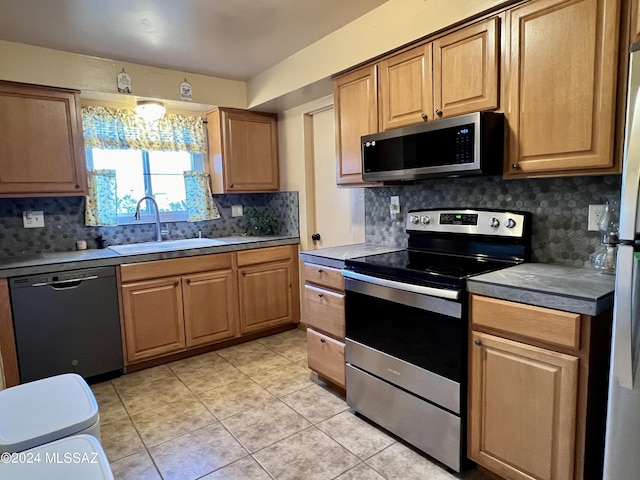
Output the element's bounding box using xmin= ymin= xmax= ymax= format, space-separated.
xmin=231 ymin=205 xmax=243 ymax=217
xmin=23 ymin=210 xmax=45 ymax=228
xmin=390 ymin=196 xmax=400 ymax=219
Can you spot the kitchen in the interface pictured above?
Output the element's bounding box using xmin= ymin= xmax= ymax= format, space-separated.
xmin=0 ymin=0 xmax=635 ymax=479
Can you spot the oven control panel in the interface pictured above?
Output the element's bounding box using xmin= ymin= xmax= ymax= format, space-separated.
xmin=406 ymin=209 xmax=527 ymax=237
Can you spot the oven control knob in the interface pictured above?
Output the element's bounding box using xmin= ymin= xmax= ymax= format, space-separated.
xmin=420 ymin=216 xmax=431 ymax=225
xmin=410 ymin=215 xmax=420 ymax=224
xmin=505 ymin=218 xmax=517 ymax=229
xmin=489 ymin=217 xmax=500 ymax=228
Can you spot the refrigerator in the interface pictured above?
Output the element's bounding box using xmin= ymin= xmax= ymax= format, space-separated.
xmin=603 ymin=42 xmax=640 ymax=479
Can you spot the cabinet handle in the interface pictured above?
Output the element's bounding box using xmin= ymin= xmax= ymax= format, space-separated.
xmin=474 ymin=339 xmax=482 ymax=346
xmin=512 ymin=164 xmax=519 ymax=170
xmin=421 ymin=113 xmax=428 ymax=121
xmin=242 ymin=271 xmax=246 ymax=277
xmin=186 ymin=279 xmax=191 ymax=285
xmin=435 ymin=109 xmax=443 ymax=117
xmin=320 ymin=338 xmax=326 ymax=343
xmin=318 ymin=293 xmax=324 ymax=298
xmin=74 ymin=184 xmax=80 ymax=189
xmin=317 ymin=269 xmax=324 ymax=274
xmin=229 ymin=183 xmax=234 ymax=188
xmin=174 ymin=281 xmax=179 ymax=286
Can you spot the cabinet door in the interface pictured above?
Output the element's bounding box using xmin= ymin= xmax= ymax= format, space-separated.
xmin=379 ymin=44 xmax=433 ymax=130
xmin=0 ymin=81 xmax=87 ymax=196
xmin=469 ymin=331 xmax=579 ymax=480
xmin=505 ymin=0 xmax=620 ymax=177
xmin=632 ymin=0 xmax=640 ymax=44
xmin=307 ymin=328 xmax=345 ymax=388
xmin=121 ymin=277 xmax=186 ymax=364
xmin=304 ymin=285 xmax=345 ymax=339
xmin=221 ymin=109 xmax=279 ymax=192
xmin=432 ymin=17 xmax=500 ymax=119
xmin=238 ymin=260 xmax=294 ymax=334
xmin=334 ymin=65 xmax=378 ymax=185
xmin=183 ymin=269 xmax=238 ymax=348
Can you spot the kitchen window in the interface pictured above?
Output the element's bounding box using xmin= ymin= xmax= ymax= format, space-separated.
xmin=85 ymin=148 xmax=204 ymax=224
xmin=82 ymin=105 xmax=213 ymax=226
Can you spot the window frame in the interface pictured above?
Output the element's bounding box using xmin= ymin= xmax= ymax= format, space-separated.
xmin=86 ymin=148 xmax=205 ymax=225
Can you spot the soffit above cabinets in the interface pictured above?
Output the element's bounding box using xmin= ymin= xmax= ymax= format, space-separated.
xmin=0 ymin=0 xmax=389 ymax=81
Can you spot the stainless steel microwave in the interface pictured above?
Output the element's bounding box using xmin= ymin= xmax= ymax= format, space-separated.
xmin=361 ymin=111 xmax=504 ymax=182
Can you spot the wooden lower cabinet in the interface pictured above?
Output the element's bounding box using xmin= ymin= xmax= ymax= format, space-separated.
xmin=469 ymin=294 xmax=612 ymax=480
xmin=183 ymin=269 xmax=238 ymax=348
xmin=469 ymin=331 xmax=579 ymax=480
xmin=303 ymin=263 xmax=346 ymax=388
xmin=121 ymin=276 xmax=186 ymax=364
xmin=119 ymin=246 xmax=300 ymax=365
xmin=307 ymin=329 xmax=345 ymax=388
xmin=236 ymin=245 xmax=299 ymax=335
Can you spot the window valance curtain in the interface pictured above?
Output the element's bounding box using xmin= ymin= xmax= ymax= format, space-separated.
xmin=81 ymin=106 xmax=206 ymax=154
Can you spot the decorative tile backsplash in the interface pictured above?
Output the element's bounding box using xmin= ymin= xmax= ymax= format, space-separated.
xmin=365 ymin=175 xmax=622 ymax=267
xmin=0 ymin=192 xmax=299 ymax=257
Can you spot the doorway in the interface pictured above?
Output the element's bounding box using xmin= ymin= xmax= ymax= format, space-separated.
xmin=305 ymin=106 xmax=364 ymax=249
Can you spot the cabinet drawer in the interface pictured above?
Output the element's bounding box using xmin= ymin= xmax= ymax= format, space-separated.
xmin=237 ymin=245 xmax=293 ymax=267
xmin=304 ymin=264 xmax=344 ymax=291
xmin=305 ymin=285 xmax=345 ymax=338
xmin=120 ymin=253 xmax=233 ymax=283
xmin=307 ymin=329 xmax=345 ymax=388
xmin=471 ymin=295 xmax=581 ymax=349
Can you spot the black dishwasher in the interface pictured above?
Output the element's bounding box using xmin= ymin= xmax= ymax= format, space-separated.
xmin=9 ymin=266 xmax=123 ymax=383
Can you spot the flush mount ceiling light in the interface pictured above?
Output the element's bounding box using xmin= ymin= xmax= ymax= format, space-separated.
xmin=135 ymin=100 xmax=166 ymax=121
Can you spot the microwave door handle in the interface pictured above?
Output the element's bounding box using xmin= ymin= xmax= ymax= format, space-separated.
xmin=619 ymin=84 xmax=640 ymax=240
xmin=613 ymin=245 xmax=640 ymax=389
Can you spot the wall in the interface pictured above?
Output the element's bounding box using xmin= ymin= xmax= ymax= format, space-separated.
xmin=0 ymin=40 xmax=246 ymax=110
xmin=365 ymin=175 xmax=622 ymax=266
xmin=0 ymin=192 xmax=298 ymax=257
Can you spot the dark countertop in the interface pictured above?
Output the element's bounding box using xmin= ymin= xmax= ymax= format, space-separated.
xmin=299 ymin=243 xmax=404 ymax=269
xmin=0 ymin=236 xmax=300 ymax=278
xmin=467 ymin=263 xmax=616 ymax=316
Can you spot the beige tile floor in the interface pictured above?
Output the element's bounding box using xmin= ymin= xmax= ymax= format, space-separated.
xmin=91 ymin=327 xmax=493 ymax=480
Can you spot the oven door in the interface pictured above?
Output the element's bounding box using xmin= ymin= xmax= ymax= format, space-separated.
xmin=342 ymin=270 xmax=464 ymax=414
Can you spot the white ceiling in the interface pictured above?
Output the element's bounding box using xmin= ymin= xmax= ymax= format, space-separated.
xmin=0 ymin=0 xmax=389 ymax=81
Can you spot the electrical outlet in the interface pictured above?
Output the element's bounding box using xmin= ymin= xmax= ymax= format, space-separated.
xmin=231 ymin=205 xmax=243 ymax=217
xmin=22 ymin=210 xmax=44 ymax=228
xmin=588 ymin=204 xmax=605 ymax=231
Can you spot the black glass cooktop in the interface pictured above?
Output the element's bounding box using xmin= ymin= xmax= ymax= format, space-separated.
xmin=345 ymin=249 xmax=516 ymax=289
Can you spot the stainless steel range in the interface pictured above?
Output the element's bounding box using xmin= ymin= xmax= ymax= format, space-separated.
xmin=342 ymin=209 xmax=531 ymax=472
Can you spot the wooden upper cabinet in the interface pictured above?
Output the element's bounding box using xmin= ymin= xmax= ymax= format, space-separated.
xmin=334 ymin=65 xmax=378 ymax=185
xmin=433 ymin=17 xmax=500 ymax=119
xmin=206 ymin=107 xmax=279 ymax=193
xmin=469 ymin=331 xmax=579 ymax=480
xmin=505 ymin=0 xmax=621 ymax=177
xmin=0 ymin=81 xmax=87 ymax=197
xmin=632 ymin=0 xmax=640 ymax=44
xmin=183 ymin=269 xmax=238 ymax=348
xmin=379 ymin=44 xmax=433 ymax=130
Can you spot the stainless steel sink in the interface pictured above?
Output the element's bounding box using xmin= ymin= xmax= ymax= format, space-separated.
xmin=108 ymin=238 xmax=226 ymax=255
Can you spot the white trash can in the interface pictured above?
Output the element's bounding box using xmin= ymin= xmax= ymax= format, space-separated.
xmin=0 ymin=434 xmax=113 ymax=479
xmin=0 ymin=373 xmax=100 ymax=453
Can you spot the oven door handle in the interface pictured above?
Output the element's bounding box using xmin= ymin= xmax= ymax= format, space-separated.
xmin=341 ymin=269 xmax=460 ymax=300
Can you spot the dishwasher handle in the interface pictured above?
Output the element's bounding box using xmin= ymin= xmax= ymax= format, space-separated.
xmin=31 ymin=275 xmax=99 ymax=289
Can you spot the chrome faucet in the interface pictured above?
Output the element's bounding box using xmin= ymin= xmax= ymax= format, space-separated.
xmin=134 ymin=196 xmax=163 ymax=242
